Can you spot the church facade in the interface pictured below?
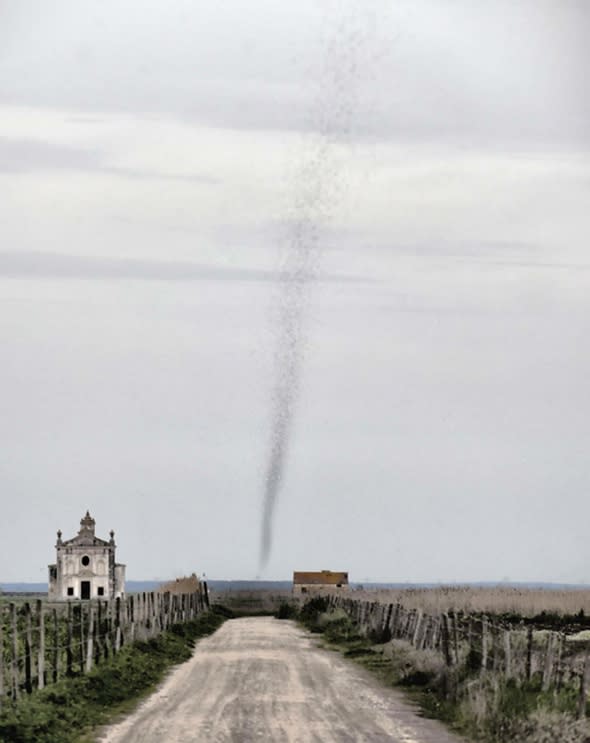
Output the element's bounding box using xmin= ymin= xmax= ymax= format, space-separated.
xmin=48 ymin=512 xmax=126 ymax=600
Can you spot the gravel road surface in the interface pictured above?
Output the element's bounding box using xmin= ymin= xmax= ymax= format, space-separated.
xmin=99 ymin=617 xmax=466 ymax=743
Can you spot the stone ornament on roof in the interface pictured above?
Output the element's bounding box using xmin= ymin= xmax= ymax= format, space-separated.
xmin=61 ymin=511 xmax=110 ymax=547
xmin=80 ymin=510 xmax=96 ymax=533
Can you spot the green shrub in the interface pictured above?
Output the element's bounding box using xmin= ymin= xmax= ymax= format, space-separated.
xmin=275 ymin=602 xmax=298 ymax=620
xmin=299 ymin=597 xmax=330 ymax=629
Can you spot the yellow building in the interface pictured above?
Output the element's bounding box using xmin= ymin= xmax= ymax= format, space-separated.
xmin=293 ymin=570 xmax=349 ymax=594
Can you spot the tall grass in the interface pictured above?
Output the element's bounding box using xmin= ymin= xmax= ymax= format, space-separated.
xmin=350 ymin=586 xmax=590 ymax=617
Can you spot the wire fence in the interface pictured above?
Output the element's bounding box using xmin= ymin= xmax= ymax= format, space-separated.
xmin=328 ymin=594 xmax=590 ymax=717
xmin=0 ymin=586 xmax=209 ymax=708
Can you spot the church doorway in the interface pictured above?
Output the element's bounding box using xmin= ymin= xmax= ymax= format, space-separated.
xmin=81 ymin=581 xmax=91 ymax=600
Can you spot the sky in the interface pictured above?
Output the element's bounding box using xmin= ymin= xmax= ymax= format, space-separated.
xmin=1 ymin=0 xmax=589 ymax=584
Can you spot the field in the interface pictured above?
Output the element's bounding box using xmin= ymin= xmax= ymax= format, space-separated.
xmin=347 ymin=585 xmax=590 ymax=617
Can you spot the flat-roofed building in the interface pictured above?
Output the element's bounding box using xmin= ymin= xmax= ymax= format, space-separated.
xmin=293 ymin=570 xmax=349 ymax=595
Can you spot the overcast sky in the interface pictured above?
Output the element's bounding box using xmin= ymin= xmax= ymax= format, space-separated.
xmin=1 ymin=0 xmax=589 ymax=584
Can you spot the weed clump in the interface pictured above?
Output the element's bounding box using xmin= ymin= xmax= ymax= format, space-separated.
xmin=275 ymin=602 xmax=298 ymax=620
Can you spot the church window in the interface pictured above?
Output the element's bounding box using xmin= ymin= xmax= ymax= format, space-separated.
xmin=81 ymin=555 xmax=90 ymax=567
xmin=67 ymin=587 xmax=74 ymax=596
xmin=97 ymin=586 xmax=104 ymax=596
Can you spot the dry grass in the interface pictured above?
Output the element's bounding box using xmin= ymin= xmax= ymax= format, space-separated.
xmin=496 ymin=709 xmax=590 ymax=743
xmin=348 ymin=586 xmax=590 ymax=616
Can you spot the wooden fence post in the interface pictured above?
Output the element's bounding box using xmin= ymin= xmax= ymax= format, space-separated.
xmin=504 ymin=630 xmax=512 ymax=679
xmin=129 ymin=595 xmax=135 ymax=643
xmin=492 ymin=622 xmax=500 ymax=673
xmin=10 ymin=603 xmax=19 ymax=701
xmin=92 ymin=602 xmax=99 ymax=666
xmin=392 ymin=606 xmax=401 ymax=637
xmin=52 ymin=609 xmax=59 ymax=683
xmin=0 ymin=613 xmax=5 ymax=709
xmin=525 ymin=625 xmax=533 ymax=682
xmin=481 ymin=617 xmax=488 ymax=672
xmin=96 ymin=600 xmax=103 ymax=664
xmin=441 ymin=613 xmax=453 ymax=667
xmin=160 ymin=593 xmax=167 ymax=633
xmin=66 ymin=602 xmax=73 ymax=676
xmin=431 ymin=616 xmax=440 ymax=649
xmin=412 ymin=610 xmax=423 ymax=648
xmin=79 ymin=604 xmax=85 ymax=674
xmin=452 ymin=611 xmax=460 ymax=665
xmin=542 ymin=632 xmax=555 ymax=691
xmin=578 ymin=651 xmax=588 ymax=719
xmin=424 ymin=612 xmax=432 ymax=649
xmin=555 ymin=633 xmax=566 ymax=693
xmin=105 ymin=600 xmax=112 ymax=658
xmin=404 ymin=609 xmax=415 ymax=641
xmin=36 ymin=600 xmax=45 ymax=690
xmin=384 ymin=604 xmax=393 ymax=637
xmin=115 ymin=597 xmax=121 ymax=652
xmin=86 ymin=607 xmax=95 ymax=673
xmin=24 ymin=603 xmax=33 ymax=694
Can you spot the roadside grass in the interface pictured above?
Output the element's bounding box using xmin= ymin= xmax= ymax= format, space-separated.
xmin=297 ymin=598 xmax=590 ymax=743
xmin=0 ymin=607 xmax=230 ymax=743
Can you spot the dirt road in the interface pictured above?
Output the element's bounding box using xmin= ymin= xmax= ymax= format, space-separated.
xmin=99 ymin=617 xmax=466 ymax=743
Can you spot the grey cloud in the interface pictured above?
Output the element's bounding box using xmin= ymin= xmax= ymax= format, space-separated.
xmin=0 ymin=137 xmax=218 ymax=183
xmin=470 ymin=259 xmax=590 ymax=272
xmin=0 ymin=1 xmax=587 ymax=149
xmin=98 ymin=167 xmax=218 ymax=184
xmin=0 ymin=252 xmax=369 ymax=284
xmin=0 ymin=137 xmax=101 ymax=173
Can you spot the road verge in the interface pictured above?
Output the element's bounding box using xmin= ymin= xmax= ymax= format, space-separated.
xmin=0 ymin=607 xmax=230 ymax=743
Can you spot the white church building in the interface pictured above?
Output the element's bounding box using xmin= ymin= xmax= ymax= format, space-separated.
xmin=48 ymin=511 xmax=126 ymax=600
